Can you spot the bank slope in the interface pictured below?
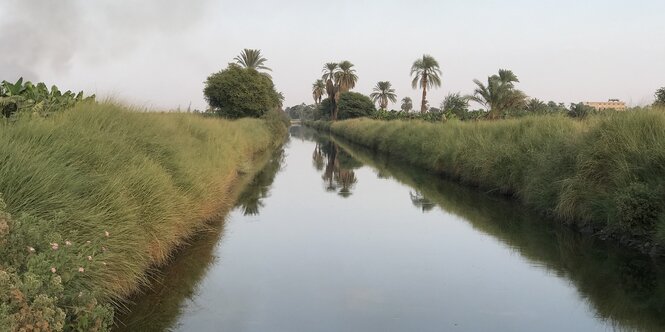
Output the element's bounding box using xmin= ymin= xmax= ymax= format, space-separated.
xmin=317 ymin=111 xmax=665 ymax=252
xmin=0 ymin=103 xmax=285 ymax=331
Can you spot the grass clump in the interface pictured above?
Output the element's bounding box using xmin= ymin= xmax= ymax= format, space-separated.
xmin=323 ymin=109 xmax=665 ymax=250
xmin=0 ymin=102 xmax=284 ymax=330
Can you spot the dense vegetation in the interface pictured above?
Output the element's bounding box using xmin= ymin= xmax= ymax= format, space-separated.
xmin=203 ymin=64 xmax=281 ymax=119
xmin=319 ymin=92 xmax=376 ymax=120
xmin=316 ymin=61 xmax=359 ymax=120
xmin=1 ymin=78 xmax=95 ymax=119
xmin=303 ymin=55 xmax=660 ymax=122
xmin=655 ymin=87 xmax=665 ymax=108
xmin=0 ymin=102 xmax=286 ymax=330
xmin=309 ymin=109 xmax=665 ymax=253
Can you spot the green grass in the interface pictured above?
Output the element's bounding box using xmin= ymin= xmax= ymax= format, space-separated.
xmin=320 ymin=110 xmax=665 ymax=249
xmin=0 ymin=103 xmax=285 ymax=330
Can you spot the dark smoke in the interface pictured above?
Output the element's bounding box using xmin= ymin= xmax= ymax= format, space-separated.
xmin=0 ymin=0 xmax=213 ymax=81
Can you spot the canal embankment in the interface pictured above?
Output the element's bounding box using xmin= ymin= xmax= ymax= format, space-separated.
xmin=0 ymin=103 xmax=287 ymax=331
xmin=305 ymin=110 xmax=665 ymax=255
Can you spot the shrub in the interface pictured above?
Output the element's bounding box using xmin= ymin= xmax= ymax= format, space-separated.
xmin=338 ymin=92 xmax=376 ymax=120
xmin=319 ymin=92 xmax=376 ymax=120
xmin=615 ymin=183 xmax=662 ymax=236
xmin=0 ymin=78 xmax=94 ymax=119
xmin=203 ymin=64 xmax=280 ymax=119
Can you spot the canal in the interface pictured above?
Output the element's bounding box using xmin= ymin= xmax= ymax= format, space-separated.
xmin=116 ymin=126 xmax=665 ymax=331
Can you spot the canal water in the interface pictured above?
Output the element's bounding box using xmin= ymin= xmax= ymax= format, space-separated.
xmin=116 ymin=126 xmax=665 ymax=332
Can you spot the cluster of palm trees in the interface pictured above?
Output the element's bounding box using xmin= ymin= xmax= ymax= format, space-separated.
xmin=234 ymin=49 xmax=526 ymax=120
xmin=311 ymin=54 xmax=444 ymax=117
xmin=311 ymin=61 xmax=359 ymax=120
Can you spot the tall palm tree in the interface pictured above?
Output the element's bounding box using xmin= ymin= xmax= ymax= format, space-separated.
xmin=335 ymin=60 xmax=358 ymax=92
xmin=401 ymin=97 xmax=413 ymax=112
xmin=234 ymin=49 xmax=272 ymax=75
xmin=322 ymin=62 xmax=340 ymax=120
xmin=411 ymin=55 xmax=442 ymax=113
xmin=320 ymin=60 xmax=358 ymax=120
xmin=322 ymin=62 xmax=339 ymax=100
xmin=312 ymin=79 xmax=326 ymax=105
xmin=468 ymin=69 xmax=526 ymax=119
xmin=370 ymin=81 xmax=397 ymax=109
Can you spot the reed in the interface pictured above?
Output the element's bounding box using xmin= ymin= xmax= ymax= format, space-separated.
xmin=322 ymin=110 xmax=665 ymax=250
xmin=0 ymin=102 xmax=284 ymax=330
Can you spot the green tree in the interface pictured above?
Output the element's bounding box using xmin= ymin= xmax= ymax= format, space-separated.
xmin=654 ymin=87 xmax=665 ymax=108
xmin=370 ymin=81 xmax=397 ymax=110
xmin=468 ymin=69 xmax=527 ymax=119
xmin=321 ymin=60 xmax=358 ymax=120
xmin=320 ymin=92 xmax=375 ymax=120
xmin=203 ymin=64 xmax=280 ymax=119
xmin=322 ymin=62 xmax=340 ymax=120
xmin=411 ymin=55 xmax=442 ymax=113
xmin=312 ymin=79 xmax=326 ymax=105
xmin=401 ymin=97 xmax=413 ymax=112
xmin=337 ymin=92 xmax=375 ymax=119
xmin=441 ymin=92 xmax=469 ymax=119
xmin=277 ymin=92 xmax=285 ymax=111
xmin=234 ymin=49 xmax=272 ymax=75
xmin=336 ymin=60 xmax=358 ymax=93
xmin=525 ymin=98 xmax=547 ymax=114
xmin=568 ymin=102 xmax=596 ymax=118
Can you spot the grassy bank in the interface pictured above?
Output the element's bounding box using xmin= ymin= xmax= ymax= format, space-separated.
xmin=307 ymin=110 xmax=665 ymax=252
xmin=0 ymin=103 xmax=286 ymax=330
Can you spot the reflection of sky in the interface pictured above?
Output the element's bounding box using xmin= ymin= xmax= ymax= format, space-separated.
xmin=173 ymin=134 xmax=614 ymax=331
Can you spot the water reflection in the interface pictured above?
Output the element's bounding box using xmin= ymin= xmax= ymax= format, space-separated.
xmin=235 ymin=148 xmax=285 ymax=216
xmin=113 ymin=146 xmax=285 ymax=331
xmin=326 ymin=133 xmax=665 ymax=332
xmin=409 ymin=190 xmax=436 ymax=213
xmin=117 ymin=126 xmax=665 ymax=331
xmin=309 ymin=135 xmax=359 ymax=198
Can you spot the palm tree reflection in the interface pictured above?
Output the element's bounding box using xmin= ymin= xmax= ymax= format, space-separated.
xmin=315 ymin=140 xmax=358 ymax=198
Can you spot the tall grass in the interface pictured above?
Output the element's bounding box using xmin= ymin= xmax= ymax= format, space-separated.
xmin=0 ymin=103 xmax=284 ymax=330
xmin=324 ymin=110 xmax=665 ymax=250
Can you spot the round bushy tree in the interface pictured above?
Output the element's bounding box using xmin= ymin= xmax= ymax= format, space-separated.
xmin=654 ymin=87 xmax=665 ymax=108
xmin=319 ymin=92 xmax=376 ymax=120
xmin=203 ymin=64 xmax=280 ymax=119
xmin=338 ymin=92 xmax=376 ymax=119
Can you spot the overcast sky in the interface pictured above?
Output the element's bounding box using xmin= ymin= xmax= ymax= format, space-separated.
xmin=1 ymin=0 xmax=664 ymax=110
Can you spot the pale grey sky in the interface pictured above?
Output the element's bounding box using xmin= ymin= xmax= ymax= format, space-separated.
xmin=1 ymin=0 xmax=663 ymax=110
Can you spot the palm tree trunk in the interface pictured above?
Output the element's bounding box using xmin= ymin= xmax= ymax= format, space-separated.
xmin=332 ymin=89 xmax=340 ymax=121
xmin=420 ymin=76 xmax=428 ymax=113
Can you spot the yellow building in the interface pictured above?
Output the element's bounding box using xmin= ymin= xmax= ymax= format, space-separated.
xmin=583 ymin=99 xmax=626 ymax=111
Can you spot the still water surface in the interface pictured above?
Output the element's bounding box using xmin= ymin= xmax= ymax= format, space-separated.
xmin=116 ymin=126 xmax=665 ymax=331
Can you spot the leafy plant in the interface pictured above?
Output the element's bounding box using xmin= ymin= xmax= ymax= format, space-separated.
xmin=0 ymin=78 xmax=95 ymax=119
xmin=468 ymin=69 xmax=527 ymax=119
xmin=370 ymin=81 xmax=397 ymax=110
